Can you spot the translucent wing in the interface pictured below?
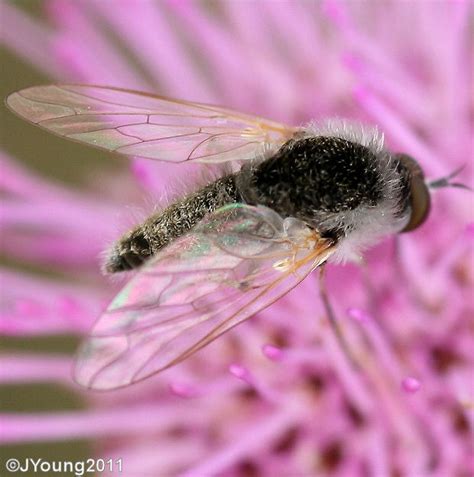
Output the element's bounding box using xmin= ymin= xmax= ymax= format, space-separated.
xmin=74 ymin=204 xmax=335 ymax=390
xmin=6 ymin=85 xmax=298 ymax=163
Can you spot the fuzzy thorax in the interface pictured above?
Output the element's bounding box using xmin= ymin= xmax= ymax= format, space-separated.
xmin=238 ymin=120 xmax=412 ymax=263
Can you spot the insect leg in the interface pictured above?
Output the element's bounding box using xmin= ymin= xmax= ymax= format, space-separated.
xmin=318 ymin=266 xmax=359 ymax=369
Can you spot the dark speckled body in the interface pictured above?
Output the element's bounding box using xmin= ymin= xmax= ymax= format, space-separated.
xmin=237 ymin=137 xmax=390 ymax=235
xmin=104 ymin=175 xmax=241 ymax=272
xmin=105 ymin=135 xmax=412 ymax=273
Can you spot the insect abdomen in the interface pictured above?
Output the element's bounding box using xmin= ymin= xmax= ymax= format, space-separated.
xmin=104 ymin=175 xmax=240 ymax=273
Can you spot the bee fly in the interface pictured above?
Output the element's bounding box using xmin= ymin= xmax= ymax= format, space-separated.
xmin=6 ymin=85 xmax=466 ymax=390
xmin=105 ymin=125 xmax=429 ymax=274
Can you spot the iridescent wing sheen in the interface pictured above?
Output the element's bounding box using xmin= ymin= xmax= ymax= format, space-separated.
xmin=74 ymin=204 xmax=335 ymax=390
xmin=6 ymin=85 xmax=298 ymax=163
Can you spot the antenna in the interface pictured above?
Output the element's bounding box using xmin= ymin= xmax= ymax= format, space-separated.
xmin=427 ymin=165 xmax=471 ymax=191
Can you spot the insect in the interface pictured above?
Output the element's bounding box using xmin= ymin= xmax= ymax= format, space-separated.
xmin=6 ymin=85 xmax=462 ymax=390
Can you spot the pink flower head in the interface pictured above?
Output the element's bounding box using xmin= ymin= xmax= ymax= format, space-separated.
xmin=1 ymin=1 xmax=472 ymax=476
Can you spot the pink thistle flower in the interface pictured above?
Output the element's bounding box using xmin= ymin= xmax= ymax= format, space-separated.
xmin=1 ymin=1 xmax=473 ymax=476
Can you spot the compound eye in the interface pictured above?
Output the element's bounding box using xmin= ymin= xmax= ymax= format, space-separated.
xmin=403 ymin=176 xmax=431 ymax=232
xmin=396 ymin=154 xmax=431 ymax=232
